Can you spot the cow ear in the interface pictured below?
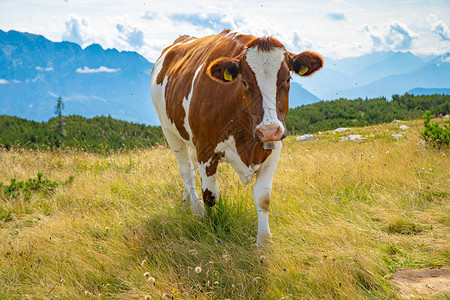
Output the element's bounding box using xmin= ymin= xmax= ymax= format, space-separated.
xmin=286 ymin=51 xmax=323 ymax=77
xmin=207 ymin=57 xmax=240 ymax=83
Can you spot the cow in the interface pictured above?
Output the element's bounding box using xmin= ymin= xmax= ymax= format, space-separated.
xmin=150 ymin=30 xmax=323 ymax=245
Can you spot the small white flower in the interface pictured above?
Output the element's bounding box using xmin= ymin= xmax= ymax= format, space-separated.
xmin=195 ymin=266 xmax=202 ymax=274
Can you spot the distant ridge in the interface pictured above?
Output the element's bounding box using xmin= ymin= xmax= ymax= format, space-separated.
xmin=289 ymin=82 xmax=320 ymax=108
xmin=0 ymin=29 xmax=158 ymax=124
xmin=408 ymin=88 xmax=450 ymax=95
xmin=299 ymin=51 xmax=450 ymax=100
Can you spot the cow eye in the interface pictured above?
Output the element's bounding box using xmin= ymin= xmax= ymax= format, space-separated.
xmin=242 ymin=80 xmax=248 ymax=88
xmin=283 ymin=77 xmax=291 ymax=87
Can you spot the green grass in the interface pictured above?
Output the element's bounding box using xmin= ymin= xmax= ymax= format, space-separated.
xmin=0 ymin=119 xmax=448 ymax=299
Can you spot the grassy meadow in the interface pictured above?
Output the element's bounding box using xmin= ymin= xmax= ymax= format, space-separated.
xmin=0 ymin=119 xmax=448 ymax=299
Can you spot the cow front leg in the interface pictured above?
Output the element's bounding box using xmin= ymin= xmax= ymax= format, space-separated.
xmin=253 ymin=142 xmax=282 ymax=246
xmin=198 ymin=158 xmax=220 ymax=208
xmin=163 ymin=129 xmax=205 ymax=216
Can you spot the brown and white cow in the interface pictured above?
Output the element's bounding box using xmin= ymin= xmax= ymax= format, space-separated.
xmin=150 ymin=30 xmax=323 ymax=245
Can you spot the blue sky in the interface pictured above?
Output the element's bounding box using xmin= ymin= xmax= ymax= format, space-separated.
xmin=0 ymin=0 xmax=449 ymax=61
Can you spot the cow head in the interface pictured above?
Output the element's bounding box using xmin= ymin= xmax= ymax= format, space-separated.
xmin=207 ymin=37 xmax=323 ymax=143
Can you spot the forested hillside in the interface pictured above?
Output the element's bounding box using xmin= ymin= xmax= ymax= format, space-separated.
xmin=1 ymin=93 xmax=449 ymax=151
xmin=286 ymin=93 xmax=449 ymax=134
xmin=0 ymin=115 xmax=164 ymax=152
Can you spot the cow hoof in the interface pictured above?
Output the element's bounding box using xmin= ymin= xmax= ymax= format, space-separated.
xmin=202 ymin=189 xmax=217 ymax=208
xmin=191 ymin=200 xmax=206 ymax=216
xmin=256 ymin=233 xmax=273 ymax=248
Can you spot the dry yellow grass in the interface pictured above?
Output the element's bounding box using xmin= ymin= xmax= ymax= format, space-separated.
xmin=0 ymin=119 xmax=448 ymax=299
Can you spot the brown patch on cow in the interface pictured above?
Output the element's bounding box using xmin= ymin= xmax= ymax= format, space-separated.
xmin=202 ymin=189 xmax=216 ymax=207
xmin=276 ymin=60 xmax=291 ymax=131
xmin=205 ymin=152 xmax=224 ymax=177
xmin=246 ymin=37 xmax=285 ymax=52
xmin=259 ymin=195 xmax=270 ymax=212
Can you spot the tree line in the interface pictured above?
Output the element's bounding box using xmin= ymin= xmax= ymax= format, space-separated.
xmin=286 ymin=93 xmax=449 ymax=134
xmin=0 ymin=93 xmax=449 ymax=152
xmin=0 ymin=114 xmax=164 ymax=153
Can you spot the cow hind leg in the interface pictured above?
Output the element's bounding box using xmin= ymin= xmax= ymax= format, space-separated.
xmin=163 ymin=129 xmax=205 ymax=216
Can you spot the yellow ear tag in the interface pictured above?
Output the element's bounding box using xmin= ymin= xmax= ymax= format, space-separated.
xmin=224 ymin=69 xmax=233 ymax=81
xmin=298 ymin=66 xmax=309 ymax=76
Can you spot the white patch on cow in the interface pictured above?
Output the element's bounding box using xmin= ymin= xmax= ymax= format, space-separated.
xmin=253 ymin=140 xmax=282 ymax=245
xmin=151 ymin=41 xmax=204 ymax=216
xmin=182 ymin=63 xmax=204 ymax=142
xmin=151 ymin=45 xmax=175 ymax=133
xmin=214 ymin=135 xmax=260 ymax=184
xmin=151 ymin=41 xmax=197 ymax=145
xmin=245 ymin=47 xmax=285 ymax=133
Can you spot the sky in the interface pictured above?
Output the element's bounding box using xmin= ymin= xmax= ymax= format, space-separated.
xmin=0 ymin=0 xmax=449 ymax=62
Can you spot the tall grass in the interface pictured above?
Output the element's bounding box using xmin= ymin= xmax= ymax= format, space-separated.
xmin=0 ymin=119 xmax=448 ymax=299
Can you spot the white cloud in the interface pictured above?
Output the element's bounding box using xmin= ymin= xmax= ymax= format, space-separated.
xmin=432 ymin=21 xmax=450 ymax=41
xmin=62 ymin=14 xmax=88 ymax=45
xmin=365 ymin=22 xmax=418 ymax=51
xmin=1 ymin=0 xmax=450 ymax=61
xmin=0 ymin=79 xmax=9 ymax=84
xmin=141 ymin=11 xmax=157 ymax=20
xmin=281 ymin=31 xmax=313 ymax=53
xmin=48 ymin=91 xmax=59 ymax=98
xmin=116 ymin=22 xmax=144 ymax=48
xmin=327 ymin=13 xmax=347 ymax=22
xmin=36 ymin=66 xmax=54 ymax=71
xmin=76 ymin=66 xmax=121 ymax=74
xmin=168 ymin=12 xmax=234 ymax=31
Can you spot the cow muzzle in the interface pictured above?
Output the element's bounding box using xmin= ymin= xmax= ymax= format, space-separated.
xmin=255 ymin=124 xmax=284 ymax=143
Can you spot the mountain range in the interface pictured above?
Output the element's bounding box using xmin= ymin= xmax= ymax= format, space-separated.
xmin=1 ymin=29 xmax=449 ymax=125
xmin=297 ymin=50 xmax=450 ymax=100
xmin=0 ymin=29 xmax=157 ymax=124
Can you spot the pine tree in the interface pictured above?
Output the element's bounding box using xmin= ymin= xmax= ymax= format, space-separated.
xmin=54 ymin=96 xmax=64 ymax=137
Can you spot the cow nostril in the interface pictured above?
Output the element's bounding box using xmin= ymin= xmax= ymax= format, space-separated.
xmin=256 ymin=128 xmax=265 ymax=140
xmin=255 ymin=125 xmax=283 ymax=142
